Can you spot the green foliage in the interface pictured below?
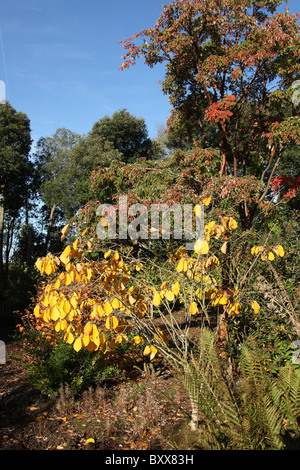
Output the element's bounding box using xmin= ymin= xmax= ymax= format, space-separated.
xmin=89 ymin=108 xmax=161 ymax=164
xmin=21 ymin=331 xmax=123 ymax=397
xmin=0 ymin=102 xmax=33 ymax=295
xmin=180 ymin=329 xmax=300 ymax=450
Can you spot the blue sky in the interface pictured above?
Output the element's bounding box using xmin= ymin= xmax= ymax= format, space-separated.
xmin=0 ymin=0 xmax=172 ymax=146
xmin=0 ymin=0 xmax=298 ymax=148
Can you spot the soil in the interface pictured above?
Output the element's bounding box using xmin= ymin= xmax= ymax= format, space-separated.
xmin=0 ymin=339 xmax=192 ymax=451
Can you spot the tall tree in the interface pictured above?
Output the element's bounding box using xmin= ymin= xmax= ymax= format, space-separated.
xmin=0 ymin=102 xmax=32 ymax=295
xmin=90 ymin=108 xmax=160 ymax=164
xmin=34 ymin=128 xmax=82 ymax=253
xmin=69 ymin=109 xmax=164 ymax=205
xmin=120 ymin=0 xmax=300 ymax=227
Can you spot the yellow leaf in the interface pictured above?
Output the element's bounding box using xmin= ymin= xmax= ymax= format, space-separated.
xmin=64 ymin=332 xmax=74 ymax=344
xmin=54 ymin=278 xmax=60 ymax=289
xmin=194 ymin=239 xmax=209 ymax=254
xmin=194 ymin=204 xmax=202 ymax=218
xmin=273 ymin=245 xmax=284 ymax=257
xmin=84 ymin=323 xmax=93 ymax=335
xmin=153 ymin=292 xmax=161 ymax=307
xmin=252 ymin=301 xmax=260 ymax=314
xmin=63 ymin=300 xmax=71 ymax=314
xmin=150 ymin=345 xmax=158 ymax=360
xmin=111 ymin=297 xmax=121 ymax=309
xmin=42 ymin=294 xmax=49 ymax=307
xmin=251 ymin=245 xmax=264 ymax=256
xmin=82 ymin=335 xmax=90 ymax=347
xmin=128 ymin=294 xmax=136 ymax=305
xmin=60 ymin=320 xmax=68 ymax=331
xmin=61 ymin=222 xmax=71 ymax=242
xmin=60 ymin=245 xmax=71 ymax=265
xmin=131 ymin=335 xmax=144 ymax=347
xmin=100 ymin=332 xmax=106 ymax=345
xmin=105 ymin=316 xmax=119 ymax=330
xmin=143 ymin=345 xmax=151 ymax=356
xmin=211 ymin=291 xmax=227 ymax=306
xmin=189 ymin=302 xmax=198 ymax=315
xmin=196 ymin=288 xmax=202 ymax=299
xmin=81 ymin=228 xmax=88 ymax=236
xmin=73 ymin=238 xmax=79 ymax=250
xmin=268 ymin=251 xmax=275 ymax=261
xmin=50 ymin=307 xmax=60 ymax=321
xmin=96 ymin=305 xmax=105 ymax=317
xmin=111 ymin=316 xmax=119 ymax=329
xmin=104 ymin=301 xmax=113 ymax=315
xmin=228 ymin=218 xmax=237 ymax=230
xmin=91 ymin=325 xmax=100 ymax=343
xmin=165 ymin=290 xmax=175 ymax=302
xmin=64 ymin=273 xmax=72 ymax=286
xmin=69 ymin=296 xmax=77 ymax=309
xmin=34 ymin=305 xmax=40 ymax=318
xmin=73 ymin=337 xmax=82 ymax=352
xmin=227 ymin=302 xmax=241 ymax=318
xmin=172 ymin=281 xmax=180 ymax=296
xmin=200 ymin=196 xmax=212 ymax=206
xmin=221 ymin=242 xmax=228 ymax=254
xmin=44 ymin=261 xmax=53 ymax=275
xmin=104 ymin=249 xmax=111 ymax=259
xmin=85 ymin=438 xmax=95 ymax=445
xmin=176 ymin=259 xmax=184 ymax=273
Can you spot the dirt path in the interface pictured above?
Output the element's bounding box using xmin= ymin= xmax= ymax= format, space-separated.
xmin=0 ymin=342 xmax=57 ymax=449
xmin=0 ymin=341 xmax=190 ymax=451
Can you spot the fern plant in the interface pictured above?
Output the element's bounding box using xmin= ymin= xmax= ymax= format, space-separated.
xmin=178 ymin=329 xmax=300 ymax=450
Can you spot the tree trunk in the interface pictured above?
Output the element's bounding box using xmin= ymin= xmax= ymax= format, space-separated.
xmin=45 ymin=203 xmax=56 ymax=255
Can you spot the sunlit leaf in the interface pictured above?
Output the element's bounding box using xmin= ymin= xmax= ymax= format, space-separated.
xmin=50 ymin=306 xmax=60 ymax=321
xmin=73 ymin=337 xmax=83 ymax=352
xmin=83 ymin=335 xmax=90 ymax=347
xmin=228 ymin=218 xmax=237 ymax=230
xmin=165 ymin=290 xmax=175 ymax=301
xmin=104 ymin=301 xmax=113 ymax=315
xmin=105 ymin=316 xmax=119 ymax=330
xmin=131 ymin=335 xmax=144 ymax=347
xmin=176 ymin=259 xmax=184 ymax=273
xmin=252 ymin=301 xmax=260 ymax=314
xmin=61 ymin=222 xmax=71 ymax=242
xmin=221 ymin=242 xmax=228 ymax=254
xmin=64 ymin=273 xmax=72 ymax=286
xmin=64 ymin=332 xmax=74 ymax=344
xmin=172 ymin=281 xmax=180 ymax=296
xmin=194 ymin=239 xmax=209 ymax=254
xmin=189 ymin=301 xmax=198 ymax=315
xmin=111 ymin=297 xmax=121 ymax=309
xmin=34 ymin=305 xmax=40 ymax=318
xmin=273 ymin=245 xmax=284 ymax=257
xmin=60 ymin=245 xmax=71 ymax=265
xmin=150 ymin=345 xmax=158 ymax=360
xmin=153 ymin=292 xmax=161 ymax=307
xmin=200 ymin=196 xmax=212 ymax=206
